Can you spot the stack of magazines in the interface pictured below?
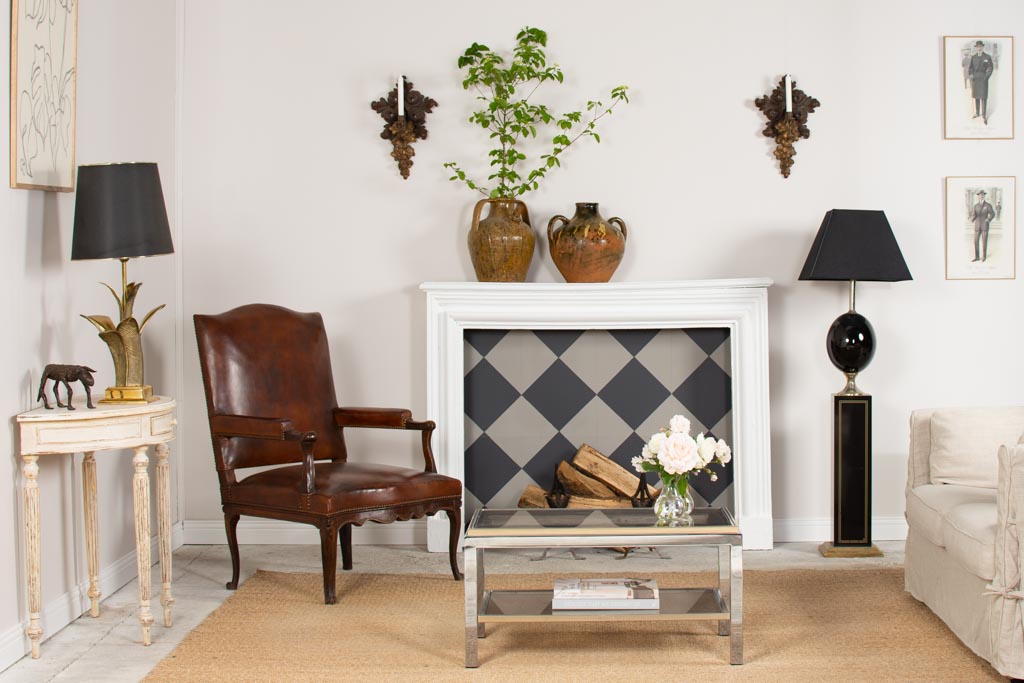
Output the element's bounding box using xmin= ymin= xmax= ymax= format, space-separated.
xmin=552 ymin=578 xmax=660 ymax=610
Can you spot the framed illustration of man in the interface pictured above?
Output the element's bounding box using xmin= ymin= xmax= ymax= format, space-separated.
xmin=945 ymin=176 xmax=1016 ymax=280
xmin=943 ymin=36 xmax=1013 ymax=140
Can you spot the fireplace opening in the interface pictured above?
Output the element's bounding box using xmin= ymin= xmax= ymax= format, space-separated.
xmin=463 ymin=328 xmax=734 ymax=522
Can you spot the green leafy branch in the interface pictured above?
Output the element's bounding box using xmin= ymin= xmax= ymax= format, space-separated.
xmin=444 ymin=27 xmax=629 ymax=199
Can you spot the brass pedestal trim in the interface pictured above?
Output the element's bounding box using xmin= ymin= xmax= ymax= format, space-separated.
xmin=818 ymin=542 xmax=884 ymax=558
xmin=99 ymin=385 xmax=156 ymax=404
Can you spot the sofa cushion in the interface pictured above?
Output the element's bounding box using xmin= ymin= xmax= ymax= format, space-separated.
xmin=928 ymin=408 xmax=1024 ymax=488
xmin=907 ymin=483 xmax=997 ymax=548
xmin=942 ymin=502 xmax=997 ymax=580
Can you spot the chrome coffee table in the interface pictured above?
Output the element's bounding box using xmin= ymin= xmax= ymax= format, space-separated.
xmin=463 ymin=507 xmax=743 ymax=667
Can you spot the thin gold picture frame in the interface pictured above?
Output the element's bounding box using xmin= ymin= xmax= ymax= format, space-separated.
xmin=10 ymin=0 xmax=79 ymax=191
xmin=943 ymin=36 xmax=1014 ymax=141
xmin=944 ymin=175 xmax=1016 ymax=280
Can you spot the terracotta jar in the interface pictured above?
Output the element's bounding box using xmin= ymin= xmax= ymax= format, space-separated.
xmin=547 ymin=202 xmax=627 ymax=283
xmin=467 ymin=198 xmax=535 ymax=282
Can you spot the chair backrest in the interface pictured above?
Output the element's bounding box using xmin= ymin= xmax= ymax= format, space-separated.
xmin=194 ymin=304 xmax=345 ymax=474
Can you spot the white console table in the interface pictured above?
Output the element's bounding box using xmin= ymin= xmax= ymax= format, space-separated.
xmin=15 ymin=397 xmax=176 ymax=658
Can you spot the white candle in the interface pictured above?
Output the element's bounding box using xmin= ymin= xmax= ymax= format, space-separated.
xmin=784 ymin=75 xmax=793 ymax=113
xmin=397 ymin=76 xmax=405 ymax=118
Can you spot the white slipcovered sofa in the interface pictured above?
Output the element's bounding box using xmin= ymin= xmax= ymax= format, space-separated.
xmin=905 ymin=407 xmax=1024 ymax=679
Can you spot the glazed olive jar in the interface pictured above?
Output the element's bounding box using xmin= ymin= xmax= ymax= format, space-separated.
xmin=467 ymin=198 xmax=535 ymax=282
xmin=547 ymin=202 xmax=627 ymax=283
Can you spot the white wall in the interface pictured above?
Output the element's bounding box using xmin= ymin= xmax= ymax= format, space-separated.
xmin=8 ymin=4 xmax=1024 ymax=664
xmin=177 ymin=0 xmax=1024 ymax=544
xmin=0 ymin=0 xmax=178 ymax=669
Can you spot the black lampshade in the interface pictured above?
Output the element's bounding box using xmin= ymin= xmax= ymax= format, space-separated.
xmin=71 ymin=163 xmax=173 ymax=261
xmin=799 ymin=209 xmax=912 ymax=282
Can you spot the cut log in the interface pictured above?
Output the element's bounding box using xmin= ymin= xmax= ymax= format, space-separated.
xmin=571 ymin=443 xmax=658 ymax=498
xmin=565 ymin=495 xmax=633 ymax=509
xmin=556 ymin=460 xmax=618 ymax=499
xmin=518 ymin=484 xmax=550 ymax=508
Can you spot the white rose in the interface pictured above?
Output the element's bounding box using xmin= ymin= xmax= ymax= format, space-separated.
xmin=648 ymin=432 xmax=667 ymax=455
xmin=656 ymin=432 xmax=700 ymax=475
xmin=669 ymin=415 xmax=691 ymax=435
xmin=631 ymin=455 xmax=647 ymax=473
xmin=696 ymin=433 xmax=717 ymax=464
xmin=715 ymin=439 xmax=732 ymax=464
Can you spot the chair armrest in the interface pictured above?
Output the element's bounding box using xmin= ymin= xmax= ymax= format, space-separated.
xmin=210 ymin=414 xmax=296 ymax=440
xmin=333 ymin=407 xmax=438 ymax=472
xmin=333 ymin=407 xmax=413 ymax=429
xmin=210 ymin=414 xmax=318 ymax=493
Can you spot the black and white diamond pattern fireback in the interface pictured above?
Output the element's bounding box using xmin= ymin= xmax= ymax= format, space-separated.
xmin=463 ymin=329 xmax=733 ymax=519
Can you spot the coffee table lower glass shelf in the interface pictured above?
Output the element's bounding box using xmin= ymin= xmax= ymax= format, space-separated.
xmin=463 ymin=507 xmax=743 ymax=668
xmin=481 ymin=587 xmax=728 ymax=621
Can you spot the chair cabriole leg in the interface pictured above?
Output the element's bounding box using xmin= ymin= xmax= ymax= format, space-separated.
xmin=224 ymin=513 xmax=241 ymax=590
xmin=448 ymin=507 xmax=463 ymax=580
xmin=320 ymin=524 xmax=339 ymax=604
xmin=340 ymin=524 xmax=353 ymax=571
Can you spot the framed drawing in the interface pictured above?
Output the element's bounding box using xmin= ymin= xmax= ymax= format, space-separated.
xmin=10 ymin=0 xmax=78 ymax=191
xmin=943 ymin=36 xmax=1013 ymax=140
xmin=945 ymin=176 xmax=1015 ymax=280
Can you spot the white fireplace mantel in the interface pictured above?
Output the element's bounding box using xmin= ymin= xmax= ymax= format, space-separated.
xmin=421 ymin=279 xmax=774 ymax=550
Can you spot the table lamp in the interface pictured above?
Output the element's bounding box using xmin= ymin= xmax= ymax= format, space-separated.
xmin=72 ymin=162 xmax=173 ymax=403
xmin=799 ymin=209 xmax=911 ymax=557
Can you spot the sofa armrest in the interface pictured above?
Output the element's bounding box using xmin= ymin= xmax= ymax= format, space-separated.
xmin=994 ymin=444 xmax=1024 ymax=588
xmin=907 ymin=410 xmax=935 ymax=495
xmin=989 ymin=444 xmax=1024 ymax=674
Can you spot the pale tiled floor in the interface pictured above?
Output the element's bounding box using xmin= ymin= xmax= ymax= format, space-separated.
xmin=0 ymin=541 xmax=905 ymax=682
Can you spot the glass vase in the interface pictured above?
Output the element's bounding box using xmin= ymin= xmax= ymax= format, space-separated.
xmin=655 ymin=477 xmax=695 ymax=527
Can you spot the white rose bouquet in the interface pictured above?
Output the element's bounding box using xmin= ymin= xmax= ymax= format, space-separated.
xmin=632 ymin=414 xmax=732 ymax=501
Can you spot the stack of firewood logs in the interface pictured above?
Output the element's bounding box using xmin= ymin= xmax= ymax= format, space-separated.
xmin=518 ymin=444 xmax=659 ymax=509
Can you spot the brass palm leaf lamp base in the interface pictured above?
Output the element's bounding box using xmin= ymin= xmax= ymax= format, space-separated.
xmin=72 ymin=163 xmax=174 ymax=404
xmin=799 ymin=209 xmax=912 ymax=558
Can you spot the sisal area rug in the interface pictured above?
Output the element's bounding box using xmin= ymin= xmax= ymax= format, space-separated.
xmin=146 ymin=568 xmax=1002 ymax=682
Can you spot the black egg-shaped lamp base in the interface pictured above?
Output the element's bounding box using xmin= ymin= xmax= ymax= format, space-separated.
xmin=826 ymin=311 xmax=875 ymax=395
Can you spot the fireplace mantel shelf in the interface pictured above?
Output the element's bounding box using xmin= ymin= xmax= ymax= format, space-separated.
xmin=421 ymin=279 xmax=774 ymax=550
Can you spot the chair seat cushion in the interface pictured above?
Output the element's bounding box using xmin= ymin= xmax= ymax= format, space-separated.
xmin=907 ymin=483 xmax=997 ymax=580
xmin=229 ymin=461 xmax=461 ymax=515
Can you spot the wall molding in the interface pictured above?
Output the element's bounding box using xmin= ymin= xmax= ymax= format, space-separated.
xmin=0 ymin=523 xmax=184 ymax=673
xmin=182 ymin=518 xmax=426 ymax=545
xmin=773 ymin=516 xmax=908 ymax=543
xmin=183 ymin=515 xmax=906 ymax=546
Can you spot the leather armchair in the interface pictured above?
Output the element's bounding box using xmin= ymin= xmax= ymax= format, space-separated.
xmin=194 ymin=304 xmax=462 ymax=604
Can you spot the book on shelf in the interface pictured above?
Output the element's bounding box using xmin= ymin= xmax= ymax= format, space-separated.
xmin=552 ymin=578 xmax=660 ymax=610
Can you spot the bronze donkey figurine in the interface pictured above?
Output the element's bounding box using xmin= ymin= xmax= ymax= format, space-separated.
xmin=37 ymin=364 xmax=97 ymax=410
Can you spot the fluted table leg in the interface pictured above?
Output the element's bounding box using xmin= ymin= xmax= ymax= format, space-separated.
xmin=155 ymin=443 xmax=173 ymax=627
xmin=23 ymin=455 xmax=42 ymax=659
xmin=82 ymin=452 xmax=101 ymax=617
xmin=132 ymin=446 xmax=154 ymax=645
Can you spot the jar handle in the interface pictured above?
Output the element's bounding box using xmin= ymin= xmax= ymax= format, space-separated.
xmin=512 ymin=199 xmax=532 ymax=228
xmin=470 ymin=198 xmax=491 ymax=232
xmin=609 ymin=217 xmax=628 ymax=241
xmin=547 ymin=215 xmax=568 ymax=242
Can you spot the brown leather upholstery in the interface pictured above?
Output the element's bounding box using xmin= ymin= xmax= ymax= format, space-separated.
xmin=194 ymin=304 xmax=463 ymax=604
xmin=228 ymin=462 xmax=462 ymax=515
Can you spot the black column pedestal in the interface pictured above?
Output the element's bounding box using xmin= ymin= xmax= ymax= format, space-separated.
xmin=819 ymin=393 xmax=883 ymax=558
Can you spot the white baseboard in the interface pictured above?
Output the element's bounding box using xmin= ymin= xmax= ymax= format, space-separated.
xmin=182 ymin=518 xmax=426 ymax=546
xmin=182 ymin=516 xmax=906 ymax=547
xmin=0 ymin=522 xmax=185 ymax=673
xmin=773 ymin=516 xmax=908 ymax=543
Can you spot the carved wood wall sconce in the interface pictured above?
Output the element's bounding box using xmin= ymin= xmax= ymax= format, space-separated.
xmin=755 ymin=76 xmax=820 ymax=178
xmin=370 ymin=76 xmax=437 ymax=179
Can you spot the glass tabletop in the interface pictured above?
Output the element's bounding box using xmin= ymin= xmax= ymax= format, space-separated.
xmin=466 ymin=507 xmax=738 ymax=537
